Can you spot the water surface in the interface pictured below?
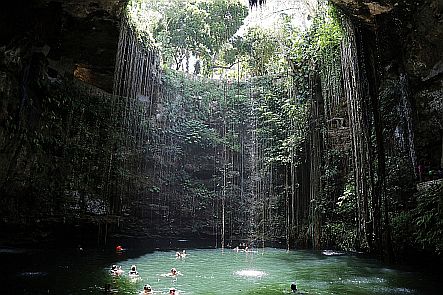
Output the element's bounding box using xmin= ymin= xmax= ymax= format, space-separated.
xmin=2 ymin=247 xmax=440 ymax=294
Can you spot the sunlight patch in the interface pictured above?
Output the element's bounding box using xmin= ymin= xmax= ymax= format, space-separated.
xmin=235 ymin=269 xmax=266 ymax=278
xmin=322 ymin=250 xmax=346 ymax=256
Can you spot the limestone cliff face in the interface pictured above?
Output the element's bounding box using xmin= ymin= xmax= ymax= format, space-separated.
xmin=0 ymin=0 xmax=127 ymax=246
xmin=331 ymin=0 xmax=442 ymax=166
xmin=329 ymin=0 xmax=443 ymax=82
xmin=0 ymin=0 xmax=441 ymax=248
xmin=0 ymin=0 xmax=126 ymax=92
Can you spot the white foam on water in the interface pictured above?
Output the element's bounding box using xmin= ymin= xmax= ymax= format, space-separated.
xmin=235 ymin=269 xmax=266 ymax=278
xmin=322 ymin=250 xmax=346 ymax=256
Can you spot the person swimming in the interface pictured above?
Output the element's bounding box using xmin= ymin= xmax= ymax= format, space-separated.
xmin=290 ymin=281 xmax=306 ymax=293
xmin=170 ymin=268 xmax=179 ymax=276
xmin=291 ymin=281 xmax=297 ymax=292
xmin=141 ymin=284 xmax=153 ymax=294
xmin=129 ymin=265 xmax=139 ymax=276
xmin=161 ymin=268 xmax=182 ymax=277
xmin=175 ymin=250 xmax=188 ymax=258
xmin=110 ymin=265 xmax=124 ymax=276
xmin=169 ymin=287 xmax=177 ymax=294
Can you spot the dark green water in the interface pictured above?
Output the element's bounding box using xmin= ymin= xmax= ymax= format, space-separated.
xmin=2 ymin=247 xmax=440 ymax=294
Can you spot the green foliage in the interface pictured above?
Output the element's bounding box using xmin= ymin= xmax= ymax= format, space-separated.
xmin=231 ymin=28 xmax=279 ymax=76
xmin=181 ymin=119 xmax=220 ymax=147
xmin=314 ymin=7 xmax=343 ymax=54
xmin=413 ymin=181 xmax=443 ymax=255
xmin=161 ymin=69 xmax=249 ymax=153
xmin=320 ymin=174 xmax=358 ymax=251
xmin=390 ymin=180 xmax=443 ymax=257
xmin=128 ymin=0 xmax=248 ymax=73
xmin=322 ymin=222 xmax=357 ymax=251
xmin=197 ymin=0 xmax=247 ymax=54
xmin=391 ymin=210 xmax=416 ymax=255
xmin=336 ymin=179 xmax=356 ymax=216
xmin=385 ymin=155 xmax=416 ymax=207
xmin=0 ymin=78 xmax=129 ymax=218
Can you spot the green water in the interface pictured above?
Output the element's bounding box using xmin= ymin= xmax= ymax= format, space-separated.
xmin=3 ymin=247 xmax=440 ymax=294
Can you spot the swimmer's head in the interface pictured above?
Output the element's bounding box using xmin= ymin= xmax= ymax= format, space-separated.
xmin=169 ymin=287 xmax=176 ymax=294
xmin=171 ymin=268 xmax=177 ymax=274
xmin=144 ymin=284 xmax=152 ymax=291
xmin=291 ymin=281 xmax=297 ymax=292
xmin=111 ymin=265 xmax=117 ymax=270
xmin=131 ymin=265 xmax=137 ymax=271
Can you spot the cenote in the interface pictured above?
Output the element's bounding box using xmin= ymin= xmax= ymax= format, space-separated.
xmin=2 ymin=246 xmax=440 ymax=295
xmin=1 ymin=0 xmax=443 ymax=294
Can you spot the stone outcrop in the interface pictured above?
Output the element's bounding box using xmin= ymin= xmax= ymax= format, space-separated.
xmin=331 ymin=0 xmax=443 ymax=169
xmin=0 ymin=0 xmax=127 ymax=92
xmin=330 ymin=0 xmax=393 ymax=22
xmin=329 ymin=0 xmax=443 ymax=81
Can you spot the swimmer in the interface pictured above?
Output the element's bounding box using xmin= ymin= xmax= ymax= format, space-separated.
xmin=169 ymin=287 xmax=177 ymax=294
xmin=110 ymin=265 xmax=124 ymax=276
xmin=115 ymin=266 xmax=124 ymax=275
xmin=129 ymin=265 xmax=139 ymax=276
xmin=140 ymin=284 xmax=153 ymax=294
xmin=170 ymin=267 xmax=181 ymax=276
xmin=175 ymin=250 xmax=188 ymax=258
xmin=115 ymin=245 xmax=123 ymax=252
xmin=161 ymin=268 xmax=182 ymax=277
xmin=291 ymin=281 xmax=306 ymax=293
xmin=291 ymin=281 xmax=297 ymax=292
xmin=110 ymin=265 xmax=117 ymax=273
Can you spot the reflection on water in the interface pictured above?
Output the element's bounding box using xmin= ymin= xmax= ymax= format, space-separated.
xmin=235 ymin=269 xmax=267 ymax=278
xmin=1 ymin=247 xmax=440 ymax=295
xmin=19 ymin=271 xmax=48 ymax=277
xmin=321 ymin=250 xmax=346 ymax=256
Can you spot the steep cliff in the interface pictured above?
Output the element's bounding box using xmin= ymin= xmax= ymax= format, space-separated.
xmin=0 ymin=0 xmax=127 ymax=246
xmin=0 ymin=0 xmax=441 ymax=252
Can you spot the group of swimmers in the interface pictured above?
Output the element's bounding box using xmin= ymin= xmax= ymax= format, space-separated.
xmin=110 ymin=264 xmax=183 ymax=278
xmin=110 ymin=264 xmax=140 ymax=276
xmin=109 ymin=248 xmax=298 ymax=294
xmin=109 ymin=253 xmax=186 ymax=294
xmin=140 ymin=284 xmax=177 ymax=295
xmin=232 ymin=243 xmax=257 ymax=253
xmin=175 ymin=250 xmax=188 ymax=259
xmin=233 ymin=246 xmax=249 ymax=252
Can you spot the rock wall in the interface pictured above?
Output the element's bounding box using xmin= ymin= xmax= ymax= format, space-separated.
xmin=0 ymin=0 xmax=127 ymax=247
xmin=1 ymin=0 xmax=442 ymax=250
xmin=0 ymin=0 xmax=126 ymax=92
xmin=330 ymin=0 xmax=443 ymax=171
xmin=322 ymin=0 xmax=443 ymax=258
